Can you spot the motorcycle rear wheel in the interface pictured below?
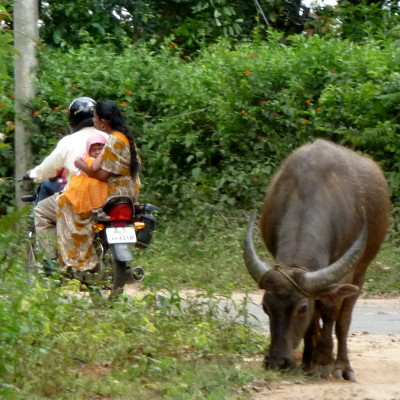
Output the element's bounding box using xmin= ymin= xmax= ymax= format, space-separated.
xmin=88 ymin=249 xmax=128 ymax=301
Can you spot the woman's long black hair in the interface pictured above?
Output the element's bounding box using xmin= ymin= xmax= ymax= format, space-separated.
xmin=95 ymin=100 xmax=140 ymax=178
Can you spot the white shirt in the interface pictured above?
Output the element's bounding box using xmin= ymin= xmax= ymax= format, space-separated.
xmin=29 ymin=126 xmax=108 ymax=188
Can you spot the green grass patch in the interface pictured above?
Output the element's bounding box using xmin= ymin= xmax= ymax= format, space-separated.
xmin=135 ymin=211 xmax=258 ymax=294
xmin=363 ymin=238 xmax=400 ymax=295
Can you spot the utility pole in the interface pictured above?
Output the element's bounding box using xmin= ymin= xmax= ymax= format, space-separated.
xmin=14 ymin=0 xmax=38 ymax=208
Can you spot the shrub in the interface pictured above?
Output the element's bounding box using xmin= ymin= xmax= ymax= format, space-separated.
xmin=3 ymin=33 xmax=400 ymax=215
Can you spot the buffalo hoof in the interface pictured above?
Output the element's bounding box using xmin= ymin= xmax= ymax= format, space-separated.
xmin=263 ymin=355 xmax=294 ymax=370
xmin=332 ymin=367 xmax=356 ymax=382
xmin=320 ymin=365 xmax=333 ymax=379
xmin=303 ymin=364 xmax=333 ymax=379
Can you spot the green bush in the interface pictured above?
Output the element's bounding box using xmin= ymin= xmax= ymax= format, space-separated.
xmin=3 ymin=33 xmax=400 ymax=215
xmin=0 ymin=210 xmax=268 ymax=399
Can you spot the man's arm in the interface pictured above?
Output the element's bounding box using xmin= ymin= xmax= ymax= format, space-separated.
xmin=29 ymin=140 xmax=65 ymax=183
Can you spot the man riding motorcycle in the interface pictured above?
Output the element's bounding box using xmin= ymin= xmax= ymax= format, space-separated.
xmin=24 ymin=97 xmax=107 ymax=269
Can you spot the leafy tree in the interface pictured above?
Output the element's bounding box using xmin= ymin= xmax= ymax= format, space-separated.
xmin=38 ymin=0 xmax=312 ymax=50
xmin=0 ymin=1 xmax=14 ymax=77
xmin=308 ymin=0 xmax=400 ymax=42
xmin=0 ymin=1 xmax=17 ymax=214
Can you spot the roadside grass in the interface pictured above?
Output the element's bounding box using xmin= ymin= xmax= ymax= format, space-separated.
xmin=1 ymin=210 xmax=399 ymax=399
xmin=136 ymin=211 xmax=400 ymax=296
xmin=135 ymin=211 xmax=264 ymax=294
xmin=363 ymin=237 xmax=400 ymax=295
xmin=0 ymin=265 xmax=276 ymax=399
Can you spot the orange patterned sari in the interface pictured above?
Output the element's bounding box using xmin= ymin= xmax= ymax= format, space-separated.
xmin=56 ymin=131 xmax=140 ymax=271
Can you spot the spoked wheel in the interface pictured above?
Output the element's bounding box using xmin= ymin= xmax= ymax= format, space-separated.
xmin=26 ymin=231 xmax=41 ymax=283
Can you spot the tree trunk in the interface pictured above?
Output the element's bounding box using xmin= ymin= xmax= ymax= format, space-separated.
xmin=14 ymin=0 xmax=39 ymax=208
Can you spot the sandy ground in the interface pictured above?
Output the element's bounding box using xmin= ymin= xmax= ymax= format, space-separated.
xmin=124 ymin=286 xmax=400 ymax=399
xmin=245 ymin=333 xmax=400 ymax=400
xmin=242 ymin=297 xmax=400 ymax=400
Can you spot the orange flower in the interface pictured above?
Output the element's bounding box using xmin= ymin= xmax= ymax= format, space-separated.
xmin=304 ymin=119 xmax=310 ymax=124
xmin=253 ymin=177 xmax=259 ymax=183
xmin=241 ymin=110 xmax=246 ymax=114
xmin=169 ymin=44 xmax=175 ymax=49
xmin=121 ymin=101 xmax=127 ymax=107
xmin=54 ymin=106 xmax=60 ymax=110
xmin=0 ymin=103 xmax=3 ymax=108
xmin=183 ymin=55 xmax=189 ymax=59
xmin=305 ymin=99 xmax=312 ymax=104
xmin=33 ymin=111 xmax=40 ymax=116
xmin=253 ymin=53 xmax=258 ymax=57
xmin=274 ymin=113 xmax=279 ymax=117
xmin=245 ymin=70 xmax=251 ymax=75
xmin=71 ymin=83 xmax=77 ymax=87
xmin=260 ymin=100 xmax=266 ymax=104
xmin=331 ymin=68 xmax=337 ymax=72
xmin=300 ymin=125 xmax=305 ymax=129
xmin=126 ymin=90 xmax=133 ymax=94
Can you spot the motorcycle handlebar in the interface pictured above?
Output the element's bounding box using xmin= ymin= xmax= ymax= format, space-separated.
xmin=19 ymin=175 xmax=33 ymax=182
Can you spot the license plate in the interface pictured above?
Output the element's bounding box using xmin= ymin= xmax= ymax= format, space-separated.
xmin=106 ymin=227 xmax=137 ymax=244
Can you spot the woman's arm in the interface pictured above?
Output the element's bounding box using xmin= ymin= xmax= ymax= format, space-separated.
xmin=74 ymin=158 xmax=111 ymax=181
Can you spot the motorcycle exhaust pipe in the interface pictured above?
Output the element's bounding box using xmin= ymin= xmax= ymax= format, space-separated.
xmin=130 ymin=267 xmax=144 ymax=281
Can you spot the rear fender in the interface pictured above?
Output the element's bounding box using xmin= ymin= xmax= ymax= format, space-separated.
xmin=110 ymin=243 xmax=134 ymax=262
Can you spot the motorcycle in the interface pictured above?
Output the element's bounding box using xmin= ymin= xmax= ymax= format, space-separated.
xmin=89 ymin=195 xmax=160 ymax=299
xmin=21 ymin=183 xmax=159 ymax=299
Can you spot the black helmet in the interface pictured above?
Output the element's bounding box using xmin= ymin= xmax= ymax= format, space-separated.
xmin=68 ymin=97 xmax=96 ymax=128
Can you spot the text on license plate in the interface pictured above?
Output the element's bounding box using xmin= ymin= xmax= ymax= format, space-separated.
xmin=106 ymin=227 xmax=137 ymax=244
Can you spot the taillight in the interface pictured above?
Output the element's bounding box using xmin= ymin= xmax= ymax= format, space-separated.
xmin=109 ymin=204 xmax=133 ymax=222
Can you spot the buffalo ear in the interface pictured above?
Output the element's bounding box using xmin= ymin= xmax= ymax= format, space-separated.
xmin=315 ymin=284 xmax=359 ymax=303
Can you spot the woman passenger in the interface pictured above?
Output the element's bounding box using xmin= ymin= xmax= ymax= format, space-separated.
xmin=56 ymin=100 xmax=141 ymax=272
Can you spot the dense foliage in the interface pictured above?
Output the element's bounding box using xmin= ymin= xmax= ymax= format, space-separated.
xmin=38 ymin=0 xmax=311 ymax=50
xmin=3 ymin=33 xmax=400 ymax=215
xmin=36 ymin=0 xmax=400 ymax=50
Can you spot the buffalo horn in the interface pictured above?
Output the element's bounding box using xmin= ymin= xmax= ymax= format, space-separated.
xmin=243 ymin=212 xmax=271 ymax=284
xmin=302 ymin=212 xmax=368 ymax=293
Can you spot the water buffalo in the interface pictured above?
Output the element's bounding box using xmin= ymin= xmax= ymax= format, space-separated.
xmin=243 ymin=139 xmax=390 ymax=381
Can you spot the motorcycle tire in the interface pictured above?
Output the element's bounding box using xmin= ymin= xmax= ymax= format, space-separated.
xmin=88 ymin=248 xmax=128 ymax=301
xmin=110 ymin=258 xmax=128 ymax=298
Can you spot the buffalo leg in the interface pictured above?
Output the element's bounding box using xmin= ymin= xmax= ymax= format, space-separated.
xmin=302 ymin=311 xmax=320 ymax=372
xmin=312 ymin=301 xmax=339 ymax=377
xmin=333 ymin=293 xmax=359 ymax=381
